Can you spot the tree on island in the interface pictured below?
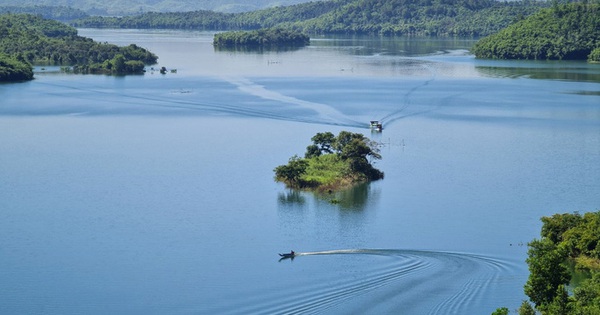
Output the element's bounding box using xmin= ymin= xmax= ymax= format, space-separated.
xmin=274 ymin=131 xmax=383 ymax=191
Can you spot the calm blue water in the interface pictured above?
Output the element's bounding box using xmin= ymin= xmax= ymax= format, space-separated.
xmin=1 ymin=29 xmax=599 ymax=314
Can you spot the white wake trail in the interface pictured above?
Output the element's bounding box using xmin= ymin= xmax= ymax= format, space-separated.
xmin=222 ymin=76 xmax=362 ymax=127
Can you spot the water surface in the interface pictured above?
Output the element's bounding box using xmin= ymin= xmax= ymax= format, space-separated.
xmin=1 ymin=30 xmax=599 ymax=314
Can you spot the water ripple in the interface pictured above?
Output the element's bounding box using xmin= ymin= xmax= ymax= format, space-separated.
xmin=226 ymin=249 xmax=516 ymax=315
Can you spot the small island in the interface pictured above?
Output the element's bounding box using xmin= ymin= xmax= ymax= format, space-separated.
xmin=213 ymin=28 xmax=309 ymax=48
xmin=274 ymin=131 xmax=384 ymax=192
xmin=0 ymin=13 xmax=158 ymax=82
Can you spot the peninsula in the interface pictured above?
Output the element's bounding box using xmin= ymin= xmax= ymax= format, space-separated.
xmin=472 ymin=3 xmax=600 ymax=62
xmin=0 ymin=13 xmax=158 ymax=82
xmin=274 ymin=131 xmax=384 ymax=191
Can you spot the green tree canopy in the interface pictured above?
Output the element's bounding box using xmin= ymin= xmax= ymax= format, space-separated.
xmin=275 ymin=131 xmax=383 ymax=191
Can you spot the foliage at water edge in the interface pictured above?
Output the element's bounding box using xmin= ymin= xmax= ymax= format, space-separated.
xmin=498 ymin=210 xmax=600 ymax=314
xmin=0 ymin=53 xmax=33 ymax=82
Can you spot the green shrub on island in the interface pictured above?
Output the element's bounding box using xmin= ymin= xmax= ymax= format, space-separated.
xmin=274 ymin=131 xmax=383 ymax=191
xmin=213 ymin=28 xmax=309 ymax=47
xmin=472 ymin=3 xmax=600 ymax=61
xmin=0 ymin=13 xmax=157 ymax=75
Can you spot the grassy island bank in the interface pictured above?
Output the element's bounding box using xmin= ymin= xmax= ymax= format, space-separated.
xmin=274 ymin=131 xmax=383 ymax=192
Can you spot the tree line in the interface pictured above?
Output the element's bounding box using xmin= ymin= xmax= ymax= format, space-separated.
xmin=0 ymin=13 xmax=158 ymax=80
xmin=72 ymin=0 xmax=548 ymax=37
xmin=0 ymin=0 xmax=313 ymax=15
xmin=472 ymin=3 xmax=600 ymax=61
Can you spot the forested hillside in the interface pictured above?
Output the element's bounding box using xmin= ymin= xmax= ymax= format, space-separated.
xmin=472 ymin=3 xmax=600 ymax=61
xmin=0 ymin=14 xmax=158 ymax=75
xmin=0 ymin=0 xmax=314 ymax=15
xmin=73 ymin=1 xmax=349 ymax=30
xmin=74 ymin=0 xmax=547 ymax=37
xmin=291 ymin=0 xmax=544 ymax=36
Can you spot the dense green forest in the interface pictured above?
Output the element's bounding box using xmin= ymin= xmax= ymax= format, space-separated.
xmin=73 ymin=0 xmax=547 ymax=37
xmin=0 ymin=14 xmax=158 ymax=76
xmin=213 ymin=28 xmax=310 ymax=47
xmin=0 ymin=0 xmax=313 ymax=15
xmin=0 ymin=6 xmax=88 ymax=21
xmin=274 ymin=131 xmax=384 ymax=191
xmin=472 ymin=3 xmax=600 ymax=61
xmin=496 ymin=211 xmax=600 ymax=315
xmin=72 ymin=1 xmax=348 ymax=30
xmin=0 ymin=54 xmax=33 ymax=82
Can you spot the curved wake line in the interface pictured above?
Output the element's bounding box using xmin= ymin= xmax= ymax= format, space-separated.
xmin=35 ymin=80 xmax=365 ymax=128
xmin=233 ymin=248 xmax=516 ymax=315
xmin=222 ymin=76 xmax=364 ymax=128
xmin=377 ymin=63 xmax=437 ymax=127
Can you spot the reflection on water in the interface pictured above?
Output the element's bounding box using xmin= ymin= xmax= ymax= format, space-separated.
xmin=277 ymin=189 xmax=306 ymax=206
xmin=312 ymin=35 xmax=477 ymax=57
xmin=476 ymin=64 xmax=600 ymax=82
xmin=214 ymin=44 xmax=305 ymax=53
xmin=277 ymin=182 xmax=380 ymax=212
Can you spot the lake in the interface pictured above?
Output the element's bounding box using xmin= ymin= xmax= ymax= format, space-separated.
xmin=1 ymin=29 xmax=599 ymax=314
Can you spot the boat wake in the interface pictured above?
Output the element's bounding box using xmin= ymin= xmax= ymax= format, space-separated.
xmin=222 ymin=76 xmax=364 ymax=128
xmin=226 ymin=249 xmax=520 ymax=315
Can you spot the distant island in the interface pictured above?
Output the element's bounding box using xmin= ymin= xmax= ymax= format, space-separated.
xmin=0 ymin=13 xmax=158 ymax=82
xmin=472 ymin=3 xmax=600 ymax=62
xmin=213 ymin=28 xmax=309 ymax=48
xmin=274 ymin=131 xmax=384 ymax=191
xmin=493 ymin=210 xmax=600 ymax=315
